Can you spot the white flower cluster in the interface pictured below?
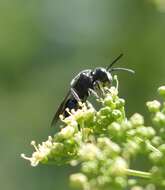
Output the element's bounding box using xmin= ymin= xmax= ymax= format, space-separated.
xmin=61 ymin=102 xmax=96 ymax=126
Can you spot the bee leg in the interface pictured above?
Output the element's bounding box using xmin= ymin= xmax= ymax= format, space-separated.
xmin=88 ymin=88 xmax=99 ymax=99
xmin=70 ymin=88 xmax=81 ymax=102
xmin=86 ymin=100 xmax=94 ymax=109
xmin=94 ymin=81 xmax=104 ymax=97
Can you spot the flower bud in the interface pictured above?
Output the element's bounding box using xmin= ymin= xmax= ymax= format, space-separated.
xmin=111 ymin=157 xmax=128 ymax=176
xmin=116 ymin=98 xmax=125 ymax=108
xmin=104 ymin=95 xmax=116 ymax=109
xmin=151 ymin=136 xmax=162 ymax=146
xmin=124 ymin=140 xmax=140 ymax=156
xmin=149 ymin=152 xmax=163 ymax=163
xmin=127 ymin=129 xmax=137 ymax=137
xmin=158 ymin=86 xmax=165 ymax=98
xmin=136 ymin=127 xmax=155 ymax=139
xmin=108 ymin=121 xmax=121 ymax=131
xmin=81 ymin=160 xmax=98 ymax=174
xmin=97 ymin=176 xmax=110 ymax=186
xmin=145 ymin=184 xmax=155 ymax=190
xmin=130 ymin=113 xmax=144 ymax=127
xmin=131 ymin=186 xmax=144 ymax=190
xmin=146 ymin=100 xmax=161 ymax=112
xmin=99 ymin=107 xmax=112 ymax=116
xmin=112 ymin=109 xmax=122 ymax=119
xmin=153 ymin=112 xmax=165 ymax=126
xmin=79 ymin=143 xmax=101 ymax=161
xmin=128 ymin=179 xmax=137 ymax=186
xmin=70 ymin=173 xmax=88 ymax=189
xmin=158 ymin=144 xmax=165 ymax=153
xmin=115 ymin=177 xmax=127 ymax=188
xmin=122 ymin=120 xmax=132 ymax=130
xmin=97 ymin=137 xmax=121 ymax=155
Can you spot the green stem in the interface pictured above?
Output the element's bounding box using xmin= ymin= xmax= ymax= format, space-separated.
xmin=125 ymin=169 xmax=151 ymax=179
xmin=146 ymin=140 xmax=161 ymax=154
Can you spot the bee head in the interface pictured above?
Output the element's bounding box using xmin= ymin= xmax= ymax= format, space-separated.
xmin=91 ymin=54 xmax=134 ymax=87
xmin=92 ymin=68 xmax=112 ymax=86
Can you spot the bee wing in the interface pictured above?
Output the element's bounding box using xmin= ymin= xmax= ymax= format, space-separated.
xmin=51 ymin=90 xmax=71 ymax=127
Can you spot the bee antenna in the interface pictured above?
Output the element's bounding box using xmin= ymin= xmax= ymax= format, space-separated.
xmin=106 ymin=53 xmax=123 ymax=71
xmin=110 ymin=67 xmax=135 ymax=74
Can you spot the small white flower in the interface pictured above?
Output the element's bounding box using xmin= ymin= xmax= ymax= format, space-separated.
xmin=61 ymin=103 xmax=95 ymax=125
xmin=21 ymin=136 xmax=53 ymax=167
xmin=59 ymin=125 xmax=75 ymax=139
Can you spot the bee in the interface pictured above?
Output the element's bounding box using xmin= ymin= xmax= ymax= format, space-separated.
xmin=51 ymin=54 xmax=134 ymax=126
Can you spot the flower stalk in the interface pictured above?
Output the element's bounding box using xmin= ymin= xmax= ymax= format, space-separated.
xmin=125 ymin=169 xmax=151 ymax=179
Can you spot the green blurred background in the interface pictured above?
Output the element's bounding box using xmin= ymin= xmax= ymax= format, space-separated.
xmin=0 ymin=0 xmax=165 ymax=189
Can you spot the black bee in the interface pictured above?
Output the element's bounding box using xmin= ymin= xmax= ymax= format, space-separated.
xmin=51 ymin=54 xmax=134 ymax=126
